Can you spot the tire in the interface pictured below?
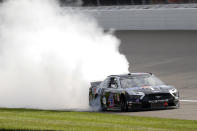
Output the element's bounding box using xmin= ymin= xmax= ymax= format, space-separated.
xmin=89 ymin=93 xmax=93 ymax=107
xmin=120 ymin=96 xmax=128 ymax=112
xmin=100 ymin=96 xmax=107 ymax=111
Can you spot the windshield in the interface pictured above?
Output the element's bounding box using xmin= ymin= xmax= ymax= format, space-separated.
xmin=120 ymin=75 xmax=164 ymax=89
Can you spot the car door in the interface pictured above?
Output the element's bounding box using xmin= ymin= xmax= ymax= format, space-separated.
xmin=102 ymin=77 xmax=121 ymax=109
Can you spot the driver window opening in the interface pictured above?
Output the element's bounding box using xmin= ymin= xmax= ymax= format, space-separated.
xmin=109 ymin=77 xmax=118 ymax=89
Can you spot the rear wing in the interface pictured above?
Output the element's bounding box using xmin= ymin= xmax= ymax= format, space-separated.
xmin=90 ymin=81 xmax=102 ymax=88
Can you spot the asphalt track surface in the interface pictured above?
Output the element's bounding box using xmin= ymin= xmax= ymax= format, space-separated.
xmin=111 ymin=30 xmax=197 ymax=120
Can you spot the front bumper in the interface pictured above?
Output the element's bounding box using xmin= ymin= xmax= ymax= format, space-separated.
xmin=127 ymin=98 xmax=179 ymax=110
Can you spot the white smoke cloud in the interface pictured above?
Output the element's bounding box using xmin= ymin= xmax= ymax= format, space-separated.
xmin=0 ymin=0 xmax=129 ymax=110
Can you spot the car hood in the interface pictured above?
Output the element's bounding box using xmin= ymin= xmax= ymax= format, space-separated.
xmin=125 ymin=85 xmax=174 ymax=95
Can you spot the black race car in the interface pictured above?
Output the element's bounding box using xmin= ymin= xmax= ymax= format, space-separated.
xmin=89 ymin=73 xmax=180 ymax=111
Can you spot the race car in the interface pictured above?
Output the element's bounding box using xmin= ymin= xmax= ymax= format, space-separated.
xmin=89 ymin=73 xmax=179 ymax=111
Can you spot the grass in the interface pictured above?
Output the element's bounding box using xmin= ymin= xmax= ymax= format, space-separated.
xmin=0 ymin=108 xmax=196 ymax=131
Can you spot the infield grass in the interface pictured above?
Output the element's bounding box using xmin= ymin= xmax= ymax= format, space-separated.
xmin=0 ymin=108 xmax=196 ymax=131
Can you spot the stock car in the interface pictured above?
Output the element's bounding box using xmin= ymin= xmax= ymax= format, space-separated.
xmin=89 ymin=73 xmax=180 ymax=111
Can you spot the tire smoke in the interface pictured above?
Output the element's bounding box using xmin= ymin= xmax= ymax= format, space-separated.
xmin=0 ymin=0 xmax=129 ymax=110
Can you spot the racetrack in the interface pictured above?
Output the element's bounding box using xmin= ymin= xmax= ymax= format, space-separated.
xmin=113 ymin=30 xmax=197 ymax=120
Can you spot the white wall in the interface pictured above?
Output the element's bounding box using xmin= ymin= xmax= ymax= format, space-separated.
xmin=81 ymin=4 xmax=197 ymax=30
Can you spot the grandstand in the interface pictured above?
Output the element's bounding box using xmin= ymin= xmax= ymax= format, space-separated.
xmin=82 ymin=0 xmax=197 ymax=6
xmin=59 ymin=0 xmax=197 ymax=6
xmin=0 ymin=0 xmax=196 ymax=6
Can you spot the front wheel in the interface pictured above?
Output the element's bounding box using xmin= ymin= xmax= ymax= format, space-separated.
xmin=120 ymin=96 xmax=128 ymax=112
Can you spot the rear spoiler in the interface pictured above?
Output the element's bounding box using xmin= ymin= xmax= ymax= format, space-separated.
xmin=90 ymin=81 xmax=102 ymax=87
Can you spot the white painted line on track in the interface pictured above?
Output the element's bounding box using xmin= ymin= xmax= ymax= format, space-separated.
xmin=180 ymin=100 xmax=197 ymax=102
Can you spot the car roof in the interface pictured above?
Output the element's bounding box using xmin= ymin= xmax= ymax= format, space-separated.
xmin=108 ymin=73 xmax=152 ymax=78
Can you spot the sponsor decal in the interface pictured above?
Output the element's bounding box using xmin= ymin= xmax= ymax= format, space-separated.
xmin=102 ymin=97 xmax=106 ymax=105
xmin=117 ymin=94 xmax=120 ymax=102
xmin=92 ymin=87 xmax=97 ymax=94
xmin=108 ymin=93 xmax=114 ymax=107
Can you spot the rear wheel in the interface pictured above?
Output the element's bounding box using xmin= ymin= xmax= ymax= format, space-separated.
xmin=100 ymin=96 xmax=107 ymax=111
xmin=89 ymin=93 xmax=93 ymax=106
